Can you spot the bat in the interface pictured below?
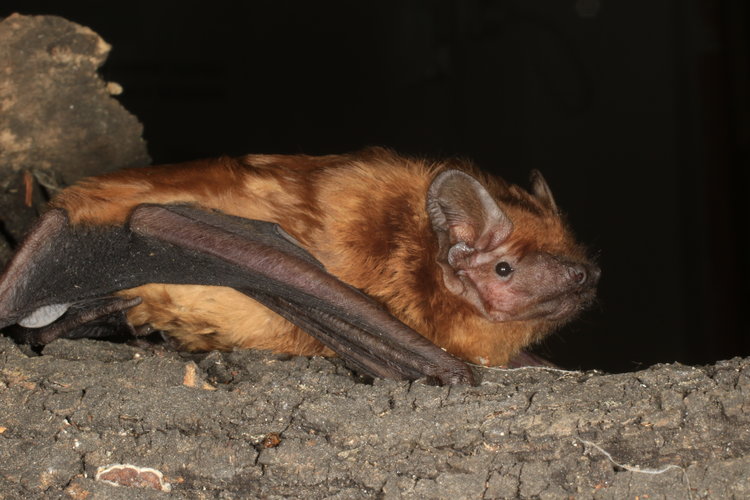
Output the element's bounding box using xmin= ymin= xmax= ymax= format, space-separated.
xmin=0 ymin=148 xmax=599 ymax=384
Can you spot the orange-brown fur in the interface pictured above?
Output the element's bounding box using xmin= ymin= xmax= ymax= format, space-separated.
xmin=51 ymin=148 xmax=579 ymax=366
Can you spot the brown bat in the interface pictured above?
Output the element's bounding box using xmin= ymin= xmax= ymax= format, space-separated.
xmin=0 ymin=148 xmax=598 ymax=385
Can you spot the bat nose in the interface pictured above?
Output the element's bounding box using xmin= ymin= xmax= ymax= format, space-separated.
xmin=590 ymin=265 xmax=601 ymax=285
xmin=569 ymin=266 xmax=586 ymax=285
xmin=569 ymin=263 xmax=600 ymax=287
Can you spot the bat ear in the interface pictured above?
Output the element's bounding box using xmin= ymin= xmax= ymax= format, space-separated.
xmin=529 ymin=169 xmax=559 ymax=213
xmin=427 ymin=170 xmax=513 ymax=251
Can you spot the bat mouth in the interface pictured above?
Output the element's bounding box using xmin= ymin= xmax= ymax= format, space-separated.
xmin=526 ymin=286 xmax=598 ymax=321
xmin=524 ymin=262 xmax=600 ymax=322
xmin=490 ymin=284 xmax=597 ymax=323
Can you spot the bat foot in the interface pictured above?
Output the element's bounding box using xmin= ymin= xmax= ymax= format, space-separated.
xmin=4 ymin=296 xmax=142 ymax=346
xmin=133 ymin=323 xmax=156 ymax=337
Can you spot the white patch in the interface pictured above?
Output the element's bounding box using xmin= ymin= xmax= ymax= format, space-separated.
xmin=96 ymin=464 xmax=171 ymax=492
xmin=477 ymin=357 xmax=489 ymax=366
xmin=19 ymin=303 xmax=70 ymax=328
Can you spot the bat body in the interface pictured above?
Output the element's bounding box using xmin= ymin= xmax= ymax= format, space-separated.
xmin=0 ymin=148 xmax=598 ymax=382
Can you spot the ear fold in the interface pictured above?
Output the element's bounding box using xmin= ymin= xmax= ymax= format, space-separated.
xmin=529 ymin=169 xmax=559 ymax=213
xmin=427 ymin=170 xmax=513 ymax=251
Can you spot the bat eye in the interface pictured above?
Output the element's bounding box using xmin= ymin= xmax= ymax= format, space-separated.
xmin=495 ymin=261 xmax=513 ymax=277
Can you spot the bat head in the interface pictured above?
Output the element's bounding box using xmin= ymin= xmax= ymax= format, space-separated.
xmin=426 ymin=169 xmax=599 ymax=326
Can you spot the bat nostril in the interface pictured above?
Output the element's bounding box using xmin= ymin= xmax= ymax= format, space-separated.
xmin=590 ymin=266 xmax=601 ymax=285
xmin=567 ymin=262 xmax=602 ymax=287
xmin=569 ymin=265 xmax=587 ymax=285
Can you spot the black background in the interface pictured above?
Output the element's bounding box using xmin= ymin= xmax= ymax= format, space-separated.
xmin=3 ymin=1 xmax=748 ymax=372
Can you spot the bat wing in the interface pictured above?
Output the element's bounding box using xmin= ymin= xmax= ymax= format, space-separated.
xmin=0 ymin=204 xmax=474 ymax=385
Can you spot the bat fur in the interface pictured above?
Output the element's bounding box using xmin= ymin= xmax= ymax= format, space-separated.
xmin=36 ymin=148 xmax=599 ymax=367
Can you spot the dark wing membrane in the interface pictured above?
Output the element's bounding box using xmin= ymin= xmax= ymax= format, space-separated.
xmin=0 ymin=205 xmax=474 ymax=385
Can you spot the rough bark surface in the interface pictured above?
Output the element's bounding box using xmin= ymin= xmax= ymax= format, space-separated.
xmin=0 ymin=13 xmax=149 ymax=257
xmin=0 ymin=335 xmax=748 ymax=499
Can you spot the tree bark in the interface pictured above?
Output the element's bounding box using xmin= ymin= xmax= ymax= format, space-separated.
xmin=0 ymin=336 xmax=748 ymax=499
xmin=0 ymin=13 xmax=149 ymax=260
